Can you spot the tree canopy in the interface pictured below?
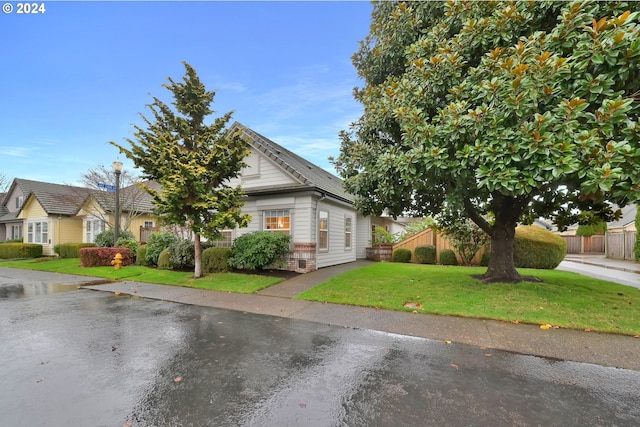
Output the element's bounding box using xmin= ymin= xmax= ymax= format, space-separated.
xmin=334 ymin=1 xmax=640 ymax=282
xmin=111 ymin=62 xmax=251 ymax=278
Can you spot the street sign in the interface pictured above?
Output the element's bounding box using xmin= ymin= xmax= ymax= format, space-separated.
xmin=98 ymin=183 xmax=116 ymax=192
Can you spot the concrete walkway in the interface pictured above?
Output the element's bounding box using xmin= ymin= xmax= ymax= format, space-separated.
xmin=4 ymin=256 xmax=640 ymax=372
xmin=74 ymin=258 xmax=640 ymax=372
xmin=558 ymin=254 xmax=640 ymax=289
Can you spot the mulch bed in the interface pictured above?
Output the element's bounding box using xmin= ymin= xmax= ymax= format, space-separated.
xmin=233 ymin=268 xmax=301 ymax=280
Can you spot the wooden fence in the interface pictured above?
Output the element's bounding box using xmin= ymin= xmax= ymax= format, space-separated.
xmin=606 ymin=231 xmax=636 ymax=260
xmin=561 ymin=235 xmax=605 ymax=254
xmin=392 ymin=228 xmax=485 ymax=265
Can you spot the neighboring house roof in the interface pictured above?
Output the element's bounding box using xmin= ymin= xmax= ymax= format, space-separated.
xmin=5 ymin=178 xmax=90 ymax=218
xmin=231 ymin=122 xmax=353 ymax=204
xmin=88 ymin=181 xmax=157 ymax=214
xmin=607 ymin=204 xmax=636 ymax=229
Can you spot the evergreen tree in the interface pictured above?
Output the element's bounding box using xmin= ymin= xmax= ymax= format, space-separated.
xmin=112 ymin=62 xmax=251 ymax=278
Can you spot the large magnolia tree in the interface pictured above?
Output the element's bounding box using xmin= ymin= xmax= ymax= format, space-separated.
xmin=334 ymin=1 xmax=640 ymax=282
xmin=112 ymin=62 xmax=251 ymax=278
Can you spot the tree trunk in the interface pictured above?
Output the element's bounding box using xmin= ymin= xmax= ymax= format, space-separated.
xmin=481 ymin=221 xmax=522 ymax=283
xmin=194 ymin=233 xmax=203 ymax=279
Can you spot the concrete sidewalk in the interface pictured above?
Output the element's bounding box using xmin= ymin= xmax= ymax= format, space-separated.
xmin=76 ymin=259 xmax=640 ymax=372
xmin=559 ymin=254 xmax=640 ymax=289
xmin=4 ymin=262 xmax=639 ymax=372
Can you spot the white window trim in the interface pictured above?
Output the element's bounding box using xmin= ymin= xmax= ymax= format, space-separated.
xmin=319 ymin=210 xmax=329 ymax=251
xmin=27 ymin=220 xmax=49 ymax=245
xmin=264 ymin=209 xmax=291 ymax=234
xmin=345 ymin=216 xmax=352 ymax=251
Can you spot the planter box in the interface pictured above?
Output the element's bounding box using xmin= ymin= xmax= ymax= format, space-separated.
xmin=366 ymin=244 xmax=393 ymax=262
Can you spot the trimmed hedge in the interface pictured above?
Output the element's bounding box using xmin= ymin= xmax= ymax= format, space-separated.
xmin=202 ymin=247 xmax=232 ymax=273
xmin=0 ymin=243 xmax=43 ymax=259
xmin=392 ymin=248 xmax=412 ymax=263
xmin=79 ymin=247 xmax=133 ymax=267
xmin=54 ymin=243 xmax=96 ymax=258
xmin=514 ymin=226 xmax=566 ymax=269
xmin=439 ymin=249 xmax=458 ymax=266
xmin=414 ymin=245 xmax=436 ymax=264
xmin=136 ymin=245 xmax=148 ymax=266
xmin=228 ymin=231 xmax=291 ymax=270
xmin=157 ymin=248 xmax=172 ymax=270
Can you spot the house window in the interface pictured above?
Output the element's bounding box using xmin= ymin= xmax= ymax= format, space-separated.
xmin=319 ymin=210 xmax=329 ymax=251
xmin=27 ymin=221 xmax=48 ymax=244
xmin=345 ymin=217 xmax=352 ymax=250
xmin=86 ymin=218 xmax=104 ymax=243
xmin=11 ymin=224 xmax=22 ymax=240
xmin=264 ymin=210 xmax=290 ymax=234
xmin=214 ymin=229 xmax=233 ymax=247
xmin=15 ymin=196 xmax=23 ymax=209
xmin=144 ymin=220 xmax=155 ymax=228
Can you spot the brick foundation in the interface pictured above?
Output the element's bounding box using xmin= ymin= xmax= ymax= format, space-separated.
xmin=282 ymin=242 xmax=317 ymax=273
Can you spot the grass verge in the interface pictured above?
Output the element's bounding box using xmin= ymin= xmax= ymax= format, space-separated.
xmin=0 ymin=258 xmax=283 ymax=294
xmin=296 ymin=262 xmax=640 ymax=336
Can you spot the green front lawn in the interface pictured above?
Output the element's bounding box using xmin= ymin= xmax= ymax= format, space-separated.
xmin=0 ymin=258 xmax=283 ymax=293
xmin=296 ymin=262 xmax=640 ymax=336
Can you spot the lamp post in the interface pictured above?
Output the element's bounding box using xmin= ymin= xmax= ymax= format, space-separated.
xmin=112 ymin=160 xmax=123 ymax=245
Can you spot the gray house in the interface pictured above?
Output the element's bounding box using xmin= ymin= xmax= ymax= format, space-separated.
xmin=227 ymin=123 xmax=374 ymax=272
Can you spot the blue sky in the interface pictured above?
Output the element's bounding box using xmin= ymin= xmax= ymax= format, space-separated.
xmin=1 ymin=1 xmax=372 ymax=186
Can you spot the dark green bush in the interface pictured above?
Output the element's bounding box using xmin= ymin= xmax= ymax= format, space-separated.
xmin=145 ymin=232 xmax=179 ymax=266
xmin=0 ymin=243 xmax=43 ymax=259
xmin=414 ymin=245 xmax=436 ymax=264
xmin=439 ymin=249 xmax=458 ymax=266
xmin=95 ymin=229 xmax=135 ymax=248
xmin=136 ymin=245 xmax=148 ymax=266
xmin=392 ymin=248 xmax=412 ymax=263
xmin=202 ymin=247 xmax=232 ymax=273
xmin=116 ymin=238 xmax=140 ymax=260
xmin=228 ymin=231 xmax=291 ymax=270
xmin=54 ymin=243 xmax=96 ymax=258
xmin=157 ymin=248 xmax=173 ymax=270
xmin=79 ymin=247 xmax=133 ymax=267
xmin=514 ymin=226 xmax=566 ymax=269
xmin=168 ymin=239 xmax=195 ymax=270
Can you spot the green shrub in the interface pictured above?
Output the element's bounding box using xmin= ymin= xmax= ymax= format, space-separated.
xmin=95 ymin=229 xmax=135 ymax=248
xmin=136 ymin=245 xmax=148 ymax=266
xmin=228 ymin=231 xmax=291 ymax=270
xmin=372 ymin=226 xmax=398 ymax=244
xmin=79 ymin=247 xmax=133 ymax=267
xmin=575 ymin=221 xmax=607 ymax=237
xmin=514 ymin=226 xmax=566 ymax=269
xmin=54 ymin=243 xmax=96 ymax=258
xmin=116 ymin=238 xmax=140 ymax=260
xmin=480 ymin=248 xmax=491 ymax=267
xmin=168 ymin=239 xmax=195 ymax=270
xmin=440 ymin=249 xmax=458 ymax=266
xmin=157 ymin=248 xmax=173 ymax=270
xmin=414 ymin=245 xmax=436 ymax=264
xmin=392 ymin=248 xmax=412 ymax=263
xmin=202 ymin=247 xmax=232 ymax=273
xmin=145 ymin=232 xmax=179 ymax=266
xmin=0 ymin=243 xmax=43 ymax=259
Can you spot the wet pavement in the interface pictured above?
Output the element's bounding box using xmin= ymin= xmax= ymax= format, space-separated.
xmin=1 ymin=269 xmax=640 ymax=426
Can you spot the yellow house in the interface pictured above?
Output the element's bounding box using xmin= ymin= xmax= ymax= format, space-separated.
xmin=14 ymin=180 xmax=90 ymax=256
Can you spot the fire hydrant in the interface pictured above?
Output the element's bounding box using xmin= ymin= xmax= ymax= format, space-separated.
xmin=111 ymin=253 xmax=123 ymax=270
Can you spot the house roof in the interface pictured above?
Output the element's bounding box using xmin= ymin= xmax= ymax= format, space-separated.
xmin=607 ymin=204 xmax=636 ymax=229
xmin=11 ymin=178 xmax=91 ymax=217
xmin=89 ymin=180 xmax=157 ymax=214
xmin=231 ymin=122 xmax=353 ymax=204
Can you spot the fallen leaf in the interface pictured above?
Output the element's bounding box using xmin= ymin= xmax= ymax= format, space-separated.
xmin=511 ymin=320 xmax=519 ymax=324
xmin=114 ymin=292 xmax=121 ymax=296
xmin=133 ymin=289 xmax=138 ymax=294
xmin=450 ymin=363 xmax=459 ymax=370
xmin=584 ymin=328 xmax=593 ymax=332
xmin=174 ymin=376 xmax=183 ymax=382
xmin=552 ymin=325 xmax=560 ymax=329
xmin=403 ymin=302 xmax=423 ymax=309
xmin=123 ymin=423 xmax=132 ymax=427
xmin=444 ymin=340 xmax=452 ymax=344
xmin=299 ymin=403 xmax=307 ymax=409
xmin=540 ymin=324 xmax=552 ymax=330
xmin=219 ymin=336 xmax=225 ymax=339
xmin=35 ymin=378 xmax=44 ymax=383
xmin=484 ymin=353 xmax=492 ymax=357
xmin=634 ymin=335 xmax=639 ymax=339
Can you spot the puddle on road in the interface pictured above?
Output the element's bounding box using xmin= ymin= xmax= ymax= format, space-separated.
xmin=0 ymin=283 xmax=80 ymax=299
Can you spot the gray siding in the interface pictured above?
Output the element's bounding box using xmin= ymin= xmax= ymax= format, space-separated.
xmin=316 ymin=200 xmax=357 ymax=269
xmin=356 ymin=214 xmax=372 ymax=260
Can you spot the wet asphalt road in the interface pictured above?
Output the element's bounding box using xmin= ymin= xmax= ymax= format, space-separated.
xmin=1 ymin=281 xmax=639 ymax=427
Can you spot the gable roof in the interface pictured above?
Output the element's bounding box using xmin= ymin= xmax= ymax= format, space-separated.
xmin=88 ymin=181 xmax=157 ymax=214
xmin=231 ymin=122 xmax=353 ymax=204
xmin=11 ymin=178 xmax=90 ymax=217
